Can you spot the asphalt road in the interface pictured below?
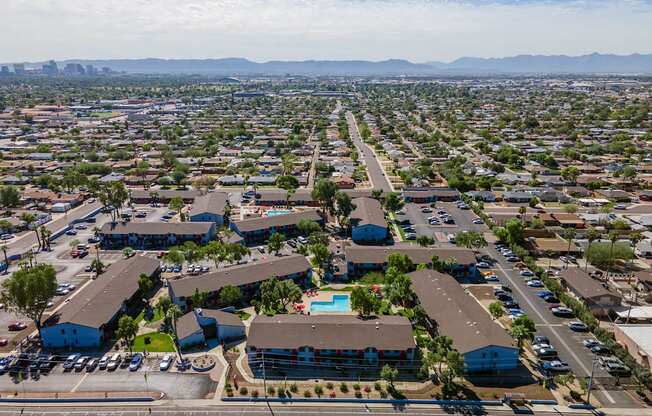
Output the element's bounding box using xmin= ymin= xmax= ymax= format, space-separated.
xmin=0 ymin=405 xmax=598 ymax=416
xmin=482 ymin=245 xmax=641 ymax=409
xmin=6 ymin=200 xmax=102 ymax=258
xmin=0 ymin=372 xmax=215 ymax=400
xmin=345 ymin=111 xmax=392 ymax=193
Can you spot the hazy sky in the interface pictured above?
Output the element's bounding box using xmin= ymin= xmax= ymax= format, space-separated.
xmin=2 ymin=0 xmax=652 ymax=63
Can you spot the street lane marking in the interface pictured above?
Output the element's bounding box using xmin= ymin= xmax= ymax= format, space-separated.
xmin=70 ymin=373 xmax=89 ymax=392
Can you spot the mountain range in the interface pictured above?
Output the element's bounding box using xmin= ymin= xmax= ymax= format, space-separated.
xmin=13 ymin=53 xmax=652 ymax=75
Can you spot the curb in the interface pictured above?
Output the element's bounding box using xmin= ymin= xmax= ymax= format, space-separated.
xmin=223 ymin=397 xmax=505 ymax=406
xmin=0 ymin=397 xmax=156 ymax=404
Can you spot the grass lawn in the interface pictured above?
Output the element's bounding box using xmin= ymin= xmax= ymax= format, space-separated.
xmin=236 ymin=310 xmax=251 ymax=320
xmin=135 ymin=307 xmax=165 ymax=324
xmin=131 ymin=332 xmax=176 ymax=353
xmin=90 ymin=111 xmax=120 ymax=119
xmin=320 ymin=286 xmax=356 ymax=292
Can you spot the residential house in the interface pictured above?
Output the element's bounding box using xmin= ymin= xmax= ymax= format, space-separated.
xmin=41 ymin=256 xmax=160 ymax=349
xmin=350 ymin=197 xmax=388 ymax=244
xmin=189 ymin=192 xmax=229 ymax=225
xmin=230 ymin=210 xmax=323 ymax=245
xmin=177 ymin=308 xmax=245 ymax=349
xmin=246 ymin=315 xmax=416 ymax=374
xmin=345 ymin=245 xmax=476 ymax=278
xmin=409 ymin=269 xmax=519 ymax=372
xmin=168 ymin=254 xmax=312 ymax=308
xmin=99 ymin=222 xmax=216 ymax=249
xmin=559 ymin=268 xmax=622 ymax=316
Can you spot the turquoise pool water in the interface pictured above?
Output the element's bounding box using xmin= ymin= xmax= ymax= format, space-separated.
xmin=266 ymin=209 xmax=292 ymax=217
xmin=310 ymin=294 xmax=351 ymax=313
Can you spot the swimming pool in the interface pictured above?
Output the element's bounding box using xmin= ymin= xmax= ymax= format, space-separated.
xmin=266 ymin=209 xmax=292 ymax=217
xmin=310 ymin=294 xmax=351 ymax=313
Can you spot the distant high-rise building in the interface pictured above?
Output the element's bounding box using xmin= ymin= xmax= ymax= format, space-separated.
xmin=85 ymin=64 xmax=97 ymax=76
xmin=13 ymin=63 xmax=25 ymax=75
xmin=0 ymin=66 xmax=9 ymax=75
xmin=43 ymin=60 xmax=59 ymax=76
xmin=101 ymin=66 xmax=111 ymax=74
xmin=63 ymin=63 xmax=85 ymax=75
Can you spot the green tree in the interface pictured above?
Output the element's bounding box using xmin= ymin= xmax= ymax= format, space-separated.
xmin=166 ymin=304 xmax=184 ymax=360
xmin=380 ymin=365 xmax=399 ymax=391
xmin=138 ymin=273 xmax=153 ymax=295
xmin=20 ymin=212 xmax=42 ymax=251
xmin=455 ymin=231 xmax=487 ymax=252
xmin=219 ymin=285 xmax=243 ymax=306
xmin=584 ymin=227 xmax=600 ymax=272
xmin=116 ymin=315 xmax=138 ymax=353
xmin=384 ymin=272 xmax=413 ymax=307
xmin=416 ymin=235 xmax=434 ymax=247
xmin=311 ymin=179 xmax=337 ymax=214
xmin=0 ymin=186 xmax=21 ymax=209
xmin=308 ymin=242 xmax=330 ymax=269
xmin=387 ymin=253 xmax=414 ymax=274
xmin=168 ymin=197 xmax=185 ymax=220
xmin=383 ymin=192 xmax=404 ymax=213
xmin=511 ymin=315 xmax=536 ymax=350
xmin=277 ymin=176 xmax=299 ymax=207
xmin=0 ymin=264 xmax=58 ymax=338
xmin=489 ymin=302 xmax=504 ymax=319
xmin=334 ymin=191 xmax=355 ymax=230
xmin=267 ymin=233 xmax=285 ymax=256
xmin=165 ymin=247 xmax=185 ymax=265
xmin=275 ymin=279 xmax=303 ymax=310
xmin=350 ymin=286 xmax=380 ymax=317
xmin=561 ymin=166 xmax=580 ymax=183
xmin=297 ymin=219 xmax=322 ymax=236
xmin=156 ymin=295 xmax=172 ymax=317
xmin=191 ymin=289 xmax=209 ymax=308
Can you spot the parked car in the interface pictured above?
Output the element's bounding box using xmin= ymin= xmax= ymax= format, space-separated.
xmin=8 ymin=321 xmax=27 ymax=331
xmin=551 ymin=307 xmax=574 ymax=317
xmin=583 ymin=339 xmax=603 ymax=348
xmin=472 ymin=218 xmax=483 ymax=224
xmin=542 ymin=360 xmax=570 ymax=372
xmin=63 ymin=354 xmax=81 ymax=371
xmin=86 ymin=358 xmax=99 ymax=372
xmin=536 ymin=290 xmax=554 ymax=298
xmin=591 ymin=345 xmax=611 ymax=355
xmin=159 ymin=354 xmax=174 ymax=371
xmin=65 ymin=229 xmax=77 ymax=236
xmin=477 ymin=261 xmax=490 ymax=269
xmin=129 ymin=353 xmax=143 ymax=371
xmin=107 ymin=353 xmax=122 ymax=371
xmin=535 ymin=346 xmax=558 ymax=359
xmin=527 ymin=280 xmax=544 ymax=288
xmin=520 ymin=269 xmax=534 ymax=277
xmin=568 ymin=321 xmax=589 ymax=332
xmin=484 ymin=274 xmax=499 ymax=282
xmin=533 ymin=335 xmax=550 ymax=346
xmin=74 ymin=356 xmax=90 ymax=371
xmin=98 ymin=355 xmax=110 ymax=370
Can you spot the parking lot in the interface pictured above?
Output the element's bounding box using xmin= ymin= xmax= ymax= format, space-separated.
xmin=398 ymin=201 xmax=488 ymax=244
xmin=481 ymin=244 xmax=640 ymax=408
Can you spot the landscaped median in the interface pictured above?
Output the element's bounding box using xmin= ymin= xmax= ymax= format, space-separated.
xmin=0 ymin=391 xmax=162 ymax=403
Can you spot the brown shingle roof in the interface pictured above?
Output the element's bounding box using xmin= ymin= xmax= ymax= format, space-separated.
xmin=44 ymin=256 xmax=160 ymax=328
xmin=100 ymin=221 xmax=214 ymax=236
xmin=350 ymin=197 xmax=386 ymax=228
xmin=247 ymin=314 xmax=415 ymax=351
xmin=559 ymin=268 xmax=622 ymax=303
xmin=232 ymin=210 xmax=322 ymax=233
xmin=169 ymin=254 xmax=311 ymax=298
xmin=345 ymin=245 xmax=476 ymax=266
xmin=189 ymin=192 xmax=228 ymax=217
xmin=409 ymin=269 xmax=515 ymax=354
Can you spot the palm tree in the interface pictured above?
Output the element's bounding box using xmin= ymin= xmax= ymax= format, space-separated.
xmin=563 ymin=228 xmax=576 ymax=269
xmin=608 ymin=231 xmax=619 ymax=280
xmin=585 ymin=227 xmax=600 ymax=272
xmin=20 ymin=213 xmax=41 ymax=251
xmin=628 ymin=231 xmax=642 ymax=274
xmin=518 ymin=206 xmax=527 ymax=226
xmin=166 ymin=304 xmax=184 ymax=361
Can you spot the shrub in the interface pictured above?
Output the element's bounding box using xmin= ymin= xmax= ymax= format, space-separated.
xmin=353 ymin=383 xmax=361 ymax=391
xmin=340 ymin=382 xmax=349 ymax=393
xmin=144 ymin=336 xmax=151 ymax=345
xmin=290 ymin=383 xmax=299 ymax=393
xmin=303 ymin=390 xmax=312 ymax=398
xmin=239 ymin=387 xmax=248 ymax=395
xmin=374 ymin=382 xmax=382 ymax=391
xmin=326 ymin=382 xmax=334 ymax=390
xmin=267 ymin=386 xmax=275 ymax=396
xmin=330 ymin=391 xmax=336 ymax=398
xmin=569 ymin=390 xmax=582 ymax=402
xmin=277 ymin=389 xmax=286 ymax=399
xmin=379 ymin=390 xmax=388 ymax=399
xmin=314 ymin=385 xmax=324 ymax=397
xmin=355 ymin=391 xmax=362 ymax=398
xmin=364 ymin=385 xmax=371 ymax=394
xmin=251 ymin=390 xmax=259 ymax=398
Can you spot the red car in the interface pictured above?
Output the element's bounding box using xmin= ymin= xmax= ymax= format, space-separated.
xmin=8 ymin=322 xmax=26 ymax=331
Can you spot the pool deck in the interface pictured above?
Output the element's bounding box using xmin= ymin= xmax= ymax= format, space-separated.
xmin=301 ymin=290 xmax=356 ymax=315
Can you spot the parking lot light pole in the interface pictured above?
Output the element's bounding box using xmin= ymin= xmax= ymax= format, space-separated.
xmin=586 ymin=357 xmax=598 ymax=404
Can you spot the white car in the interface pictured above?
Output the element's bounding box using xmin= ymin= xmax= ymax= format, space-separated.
xmin=477 ymin=261 xmax=490 ymax=268
xmin=527 ymin=280 xmax=544 ymax=288
xmin=472 ymin=218 xmax=483 ymax=224
xmin=520 ymin=270 xmax=534 ymax=277
xmin=568 ymin=321 xmax=588 ymax=332
xmin=159 ymin=354 xmax=175 ymax=371
xmin=484 ymin=274 xmax=499 ymax=282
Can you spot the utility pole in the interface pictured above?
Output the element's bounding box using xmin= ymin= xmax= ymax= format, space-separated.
xmin=261 ymin=350 xmax=267 ymax=399
xmin=586 ymin=357 xmax=598 ymax=405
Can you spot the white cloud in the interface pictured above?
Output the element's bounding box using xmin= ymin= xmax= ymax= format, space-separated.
xmin=1 ymin=0 xmax=651 ymax=62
